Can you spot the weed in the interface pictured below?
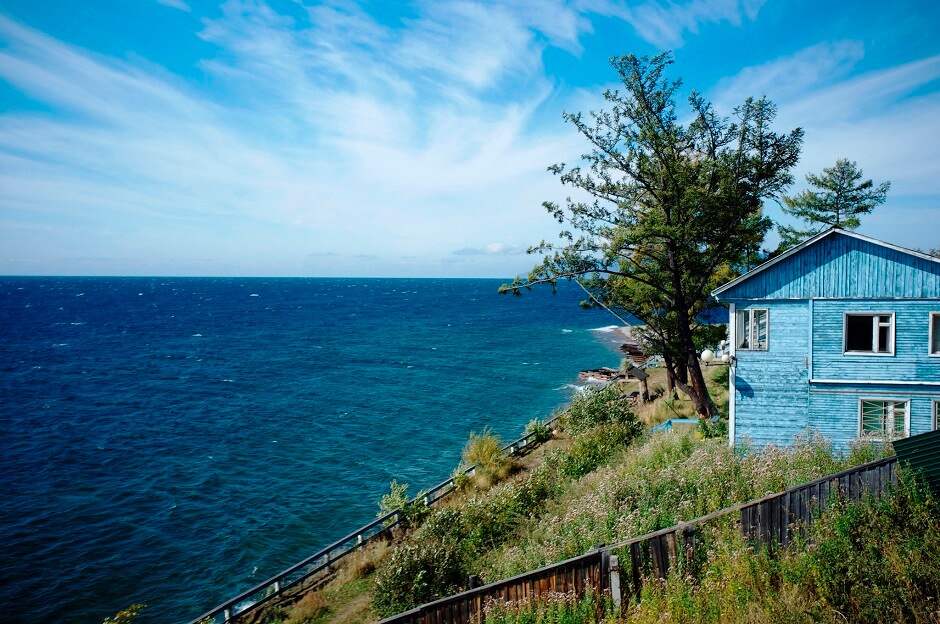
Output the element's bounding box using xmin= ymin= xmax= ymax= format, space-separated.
xmin=563 ymin=385 xmax=637 ymax=435
xmin=462 ymin=428 xmax=515 ymax=490
xmin=524 ymin=418 xmax=553 ymax=443
xmin=102 ymin=604 xmax=146 ymax=624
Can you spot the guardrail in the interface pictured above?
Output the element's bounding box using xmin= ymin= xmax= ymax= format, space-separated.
xmin=188 ymin=418 xmax=558 ymax=624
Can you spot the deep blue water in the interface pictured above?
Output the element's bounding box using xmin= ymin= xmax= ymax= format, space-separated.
xmin=0 ymin=277 xmax=623 ymax=624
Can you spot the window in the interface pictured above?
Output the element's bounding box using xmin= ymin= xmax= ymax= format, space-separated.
xmin=736 ymin=308 xmax=768 ymax=350
xmin=860 ymin=399 xmax=909 ymax=439
xmin=934 ymin=401 xmax=940 ymax=431
xmin=844 ymin=313 xmax=894 ymax=355
xmin=931 ymin=313 xmax=940 ymax=356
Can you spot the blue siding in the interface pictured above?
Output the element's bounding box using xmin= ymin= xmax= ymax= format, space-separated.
xmin=718 ymin=230 xmax=940 ymax=449
xmin=718 ymin=232 xmax=940 ymax=300
xmin=811 ymin=299 xmax=940 ymax=381
xmin=733 ymin=301 xmax=810 ymax=446
xmin=808 ymin=385 xmax=939 ymax=451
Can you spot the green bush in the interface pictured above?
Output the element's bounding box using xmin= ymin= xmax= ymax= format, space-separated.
xmin=711 ymin=365 xmax=729 ymax=386
xmin=789 ymin=474 xmax=940 ymax=622
xmin=372 ymin=537 xmax=468 ymax=617
xmin=563 ymin=385 xmax=637 ymax=435
xmin=462 ymin=428 xmax=515 ymax=490
xmin=696 ymin=417 xmax=727 ymax=439
xmin=553 ymin=421 xmax=642 ymax=479
xmin=376 ymin=479 xmax=429 ymax=529
xmin=627 ymin=471 xmax=940 ymax=623
xmin=524 ymin=418 xmax=553 ymax=443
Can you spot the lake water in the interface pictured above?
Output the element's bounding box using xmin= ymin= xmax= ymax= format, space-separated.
xmin=0 ymin=277 xmax=624 ymax=623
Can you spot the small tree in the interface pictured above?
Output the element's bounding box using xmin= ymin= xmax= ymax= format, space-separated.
xmin=778 ymin=158 xmax=890 ymax=248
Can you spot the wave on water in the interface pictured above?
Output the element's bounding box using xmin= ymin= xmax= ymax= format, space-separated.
xmin=589 ymin=325 xmax=622 ymax=333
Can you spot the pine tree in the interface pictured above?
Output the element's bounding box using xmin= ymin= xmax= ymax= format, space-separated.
xmin=501 ymin=53 xmax=802 ymax=419
xmin=778 ymin=159 xmax=890 ymax=249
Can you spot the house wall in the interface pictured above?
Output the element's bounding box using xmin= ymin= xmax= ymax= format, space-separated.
xmin=812 ymin=299 xmax=940 ymax=381
xmin=732 ymin=300 xmax=810 ymax=446
xmin=808 ymin=385 xmax=939 ymax=448
xmin=717 ymin=233 xmax=940 ymax=300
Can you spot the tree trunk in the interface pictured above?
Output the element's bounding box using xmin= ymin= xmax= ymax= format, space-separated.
xmin=674 ymin=305 xmax=719 ymax=419
xmin=662 ymin=353 xmax=678 ymax=399
xmin=676 ymin=360 xmax=688 ymax=385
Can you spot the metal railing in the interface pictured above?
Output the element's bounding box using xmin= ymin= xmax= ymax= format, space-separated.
xmin=188 ymin=418 xmax=558 ymax=624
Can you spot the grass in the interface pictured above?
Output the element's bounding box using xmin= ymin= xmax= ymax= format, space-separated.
xmin=257 ymin=365 xmax=932 ymax=624
xmin=625 ymin=473 xmax=940 ymax=623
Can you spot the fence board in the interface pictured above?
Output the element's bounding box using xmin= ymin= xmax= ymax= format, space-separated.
xmin=375 ymin=457 xmax=898 ymax=624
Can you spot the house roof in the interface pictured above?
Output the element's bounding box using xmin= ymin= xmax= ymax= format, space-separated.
xmin=712 ymin=227 xmax=940 ymax=300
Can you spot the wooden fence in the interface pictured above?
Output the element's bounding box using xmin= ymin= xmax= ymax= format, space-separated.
xmin=377 ymin=456 xmax=898 ymax=624
xmin=375 ymin=550 xmax=608 ymax=624
xmin=188 ymin=421 xmax=557 ymax=624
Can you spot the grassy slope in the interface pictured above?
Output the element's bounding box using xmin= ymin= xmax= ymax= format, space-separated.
xmin=261 ymin=366 xmax=936 ymax=624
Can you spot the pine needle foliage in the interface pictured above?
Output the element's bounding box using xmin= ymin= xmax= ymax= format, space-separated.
xmin=778 ymin=158 xmax=890 ymax=248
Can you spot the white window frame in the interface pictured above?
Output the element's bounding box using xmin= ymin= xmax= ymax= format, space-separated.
xmin=858 ymin=398 xmax=910 ymax=440
xmin=934 ymin=400 xmax=940 ymax=431
xmin=930 ymin=312 xmax=940 ymax=357
xmin=843 ymin=312 xmax=895 ymax=356
xmin=736 ymin=308 xmax=769 ymax=351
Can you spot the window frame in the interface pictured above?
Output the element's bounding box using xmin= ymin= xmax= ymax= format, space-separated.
xmin=930 ymin=312 xmax=940 ymax=357
xmin=934 ymin=400 xmax=940 ymax=431
xmin=858 ymin=398 xmax=910 ymax=440
xmin=843 ymin=311 xmax=895 ymax=356
xmin=735 ymin=308 xmax=769 ymax=351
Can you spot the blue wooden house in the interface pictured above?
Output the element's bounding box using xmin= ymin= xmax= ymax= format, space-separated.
xmin=712 ymin=228 xmax=940 ymax=449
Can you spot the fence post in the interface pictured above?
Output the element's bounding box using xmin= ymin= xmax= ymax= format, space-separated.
xmin=609 ymin=554 xmax=622 ymax=610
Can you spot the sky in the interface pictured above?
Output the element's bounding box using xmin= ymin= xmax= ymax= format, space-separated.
xmin=0 ymin=0 xmax=938 ymax=278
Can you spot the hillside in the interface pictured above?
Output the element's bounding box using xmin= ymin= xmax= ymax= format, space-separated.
xmin=255 ymin=366 xmax=939 ymax=624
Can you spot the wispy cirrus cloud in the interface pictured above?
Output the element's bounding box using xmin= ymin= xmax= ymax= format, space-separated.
xmin=711 ymin=44 xmax=940 ymax=192
xmin=156 ymin=0 xmax=192 ymax=12
xmin=585 ymin=0 xmax=766 ymax=48
xmin=452 ymin=243 xmax=525 ymax=256
xmin=710 ymin=43 xmax=940 ymax=247
xmin=0 ymin=4 xmax=588 ymax=275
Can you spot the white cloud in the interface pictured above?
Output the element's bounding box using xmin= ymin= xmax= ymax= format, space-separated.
xmin=156 ymin=0 xmax=192 ymax=12
xmin=711 ymin=45 xmax=940 ymax=250
xmin=452 ymin=243 xmax=525 ymax=256
xmin=584 ymin=0 xmax=767 ymax=48
xmin=0 ymin=5 xmax=589 ymax=275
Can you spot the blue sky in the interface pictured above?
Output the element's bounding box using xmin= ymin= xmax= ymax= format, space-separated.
xmin=1 ymin=0 xmax=938 ymax=277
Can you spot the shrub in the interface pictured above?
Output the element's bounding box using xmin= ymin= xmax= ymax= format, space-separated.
xmin=789 ymin=473 xmax=940 ymax=622
xmin=372 ymin=537 xmax=468 ymax=617
xmin=377 ymin=480 xmax=428 ymax=528
xmin=628 ymin=473 xmax=940 ymax=623
xmin=377 ymin=479 xmax=409 ymax=517
xmin=102 ymin=605 xmax=146 ymax=624
xmin=696 ymin=417 xmax=727 ymax=439
xmin=711 ymin=365 xmax=729 ymax=386
xmin=564 ymin=385 xmax=637 ymax=435
xmin=554 ymin=421 xmax=642 ymax=479
xmin=463 ymin=428 xmax=515 ymax=490
xmin=524 ymin=418 xmax=553 ymax=443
